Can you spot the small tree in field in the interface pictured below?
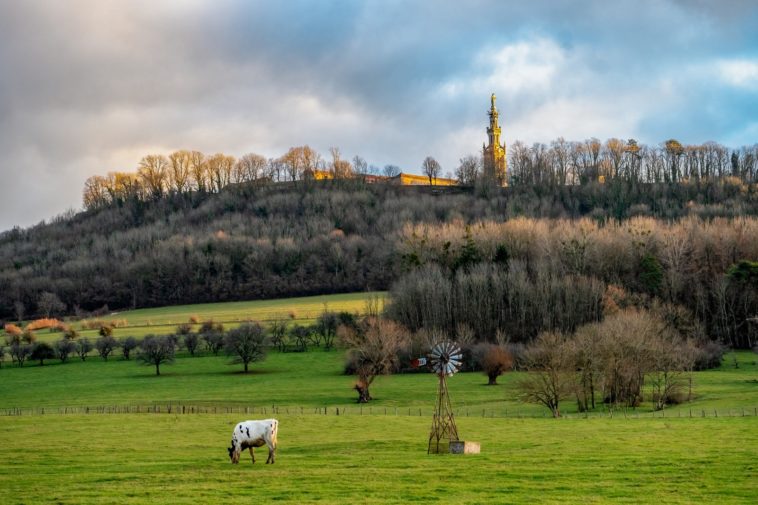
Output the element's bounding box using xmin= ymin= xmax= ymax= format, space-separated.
xmin=54 ymin=339 xmax=76 ymax=363
xmin=316 ymin=312 xmax=339 ymax=350
xmin=10 ymin=343 xmax=32 ymax=367
xmin=138 ymin=335 xmax=175 ymax=376
xmin=120 ymin=336 xmax=138 ymax=360
xmin=340 ymin=318 xmax=410 ymax=403
xmin=268 ymin=317 xmax=288 ymax=352
xmin=30 ymin=342 xmax=55 ymax=366
xmin=200 ymin=321 xmax=224 ymax=355
xmin=224 ymin=323 xmax=268 ymax=373
xmin=95 ymin=335 xmax=119 ymax=361
xmin=76 ymin=338 xmax=93 ymax=361
xmin=517 ymin=331 xmax=573 ymax=417
xmin=183 ymin=333 xmax=200 ymax=356
xmin=474 ymin=343 xmax=514 ymax=385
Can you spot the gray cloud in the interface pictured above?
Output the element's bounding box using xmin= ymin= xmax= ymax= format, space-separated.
xmin=0 ymin=0 xmax=756 ymax=230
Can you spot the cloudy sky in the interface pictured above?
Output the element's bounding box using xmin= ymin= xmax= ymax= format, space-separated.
xmin=1 ymin=0 xmax=757 ymax=231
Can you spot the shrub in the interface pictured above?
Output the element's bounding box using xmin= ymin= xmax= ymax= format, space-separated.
xmin=64 ymin=327 xmax=80 ymax=340
xmin=693 ymin=341 xmax=726 ymax=370
xmin=99 ymin=325 xmax=114 ymax=337
xmin=25 ymin=318 xmax=65 ymax=331
xmin=21 ymin=329 xmax=36 ymax=344
xmin=189 ymin=315 xmax=200 ymax=324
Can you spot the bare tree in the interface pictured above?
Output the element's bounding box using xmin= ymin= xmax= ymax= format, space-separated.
xmin=37 ymin=291 xmax=65 ymax=318
xmin=352 ymin=155 xmax=368 ymax=175
xmin=168 ymin=150 xmax=192 ymax=194
xmin=121 ymin=336 xmax=138 ymax=360
xmin=383 ymin=164 xmax=401 ymax=177
xmin=138 ymin=335 xmax=176 ymax=376
xmin=517 ymin=331 xmax=573 ymax=417
xmin=76 ymin=338 xmax=93 ymax=361
xmin=455 ymin=155 xmax=480 ymax=186
xmin=340 ymin=317 xmax=410 ymax=403
xmin=51 ymin=339 xmax=73 ymax=363
xmin=224 ymin=322 xmax=268 ymax=373
xmin=138 ymin=154 xmax=169 ymax=198
xmin=9 ymin=343 xmax=32 ymax=367
xmin=95 ymin=335 xmax=119 ymax=361
xmin=268 ymin=317 xmax=289 ymax=353
xmin=422 ymin=156 xmax=441 ymax=185
xmin=235 ymin=153 xmax=267 ymax=183
xmin=13 ymin=300 xmax=24 ymax=323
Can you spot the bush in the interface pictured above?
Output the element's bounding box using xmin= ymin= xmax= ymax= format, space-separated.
xmin=693 ymin=341 xmax=726 ymax=370
xmin=176 ymin=323 xmax=193 ymax=335
xmin=98 ymin=325 xmax=114 ymax=337
xmin=64 ymin=327 xmax=80 ymax=340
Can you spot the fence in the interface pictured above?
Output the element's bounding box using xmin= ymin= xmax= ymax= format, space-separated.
xmin=2 ymin=404 xmax=757 ymax=419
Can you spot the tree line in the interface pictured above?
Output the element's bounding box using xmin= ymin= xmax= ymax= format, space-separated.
xmin=387 ymin=217 xmax=758 ymax=348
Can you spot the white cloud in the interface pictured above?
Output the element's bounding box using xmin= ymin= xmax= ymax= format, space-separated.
xmin=717 ymin=59 xmax=758 ymax=89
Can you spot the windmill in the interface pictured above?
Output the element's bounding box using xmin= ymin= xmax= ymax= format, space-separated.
xmin=426 ymin=341 xmax=463 ymax=454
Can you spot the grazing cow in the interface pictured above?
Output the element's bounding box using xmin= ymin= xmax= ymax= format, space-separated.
xmin=228 ymin=419 xmax=278 ymax=464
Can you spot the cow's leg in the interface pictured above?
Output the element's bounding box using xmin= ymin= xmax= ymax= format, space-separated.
xmin=249 ymin=446 xmax=255 ymax=464
xmin=266 ymin=442 xmax=275 ymax=464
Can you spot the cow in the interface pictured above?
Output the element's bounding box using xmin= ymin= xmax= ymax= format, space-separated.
xmin=228 ymin=419 xmax=278 ymax=464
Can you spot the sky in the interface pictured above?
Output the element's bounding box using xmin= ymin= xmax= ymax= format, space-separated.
xmin=1 ymin=0 xmax=757 ymax=231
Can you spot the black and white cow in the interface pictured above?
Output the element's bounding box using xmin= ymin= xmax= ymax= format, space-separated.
xmin=228 ymin=419 xmax=278 ymax=464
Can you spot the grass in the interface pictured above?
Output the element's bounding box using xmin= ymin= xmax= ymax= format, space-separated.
xmin=0 ymin=339 xmax=756 ymax=503
xmin=0 ymin=413 xmax=755 ymax=504
xmin=1 ymin=343 xmax=756 ymax=416
xmin=4 ymin=291 xmax=385 ymax=343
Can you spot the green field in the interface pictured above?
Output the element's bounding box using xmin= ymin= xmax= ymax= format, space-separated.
xmin=1 ymin=294 xmax=757 ymax=503
xmin=5 ymin=291 xmax=385 ymax=342
xmin=0 ymin=413 xmax=755 ymax=504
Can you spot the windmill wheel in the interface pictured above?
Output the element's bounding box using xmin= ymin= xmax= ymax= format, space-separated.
xmin=429 ymin=341 xmax=463 ymax=377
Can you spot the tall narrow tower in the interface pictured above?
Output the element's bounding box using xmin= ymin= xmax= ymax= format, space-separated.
xmin=482 ymin=93 xmax=507 ymax=185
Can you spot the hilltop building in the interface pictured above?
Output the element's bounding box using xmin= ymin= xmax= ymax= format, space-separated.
xmin=482 ymin=93 xmax=507 ymax=185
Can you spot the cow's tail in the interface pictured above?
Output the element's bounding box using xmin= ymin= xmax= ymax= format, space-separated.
xmin=270 ymin=419 xmax=278 ymax=448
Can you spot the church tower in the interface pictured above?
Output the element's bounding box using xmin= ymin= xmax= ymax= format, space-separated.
xmin=482 ymin=93 xmax=507 ymax=185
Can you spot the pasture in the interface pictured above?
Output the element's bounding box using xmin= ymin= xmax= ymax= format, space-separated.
xmin=1 ymin=295 xmax=756 ymax=503
xmin=5 ymin=291 xmax=384 ymax=342
xmin=0 ymin=413 xmax=755 ymax=504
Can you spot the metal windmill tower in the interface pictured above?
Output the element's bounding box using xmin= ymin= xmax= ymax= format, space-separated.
xmin=427 ymin=341 xmax=463 ymax=454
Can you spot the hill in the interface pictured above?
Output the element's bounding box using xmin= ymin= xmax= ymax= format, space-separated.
xmin=1 ymin=177 xmax=757 ymax=322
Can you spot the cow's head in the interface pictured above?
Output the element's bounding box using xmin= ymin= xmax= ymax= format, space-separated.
xmin=228 ymin=441 xmax=240 ymax=464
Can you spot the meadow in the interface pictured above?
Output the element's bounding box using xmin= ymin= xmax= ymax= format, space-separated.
xmin=5 ymin=291 xmax=384 ymax=342
xmin=1 ymin=294 xmax=757 ymax=503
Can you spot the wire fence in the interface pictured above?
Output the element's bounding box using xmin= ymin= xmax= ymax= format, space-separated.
xmin=1 ymin=404 xmax=756 ymax=419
